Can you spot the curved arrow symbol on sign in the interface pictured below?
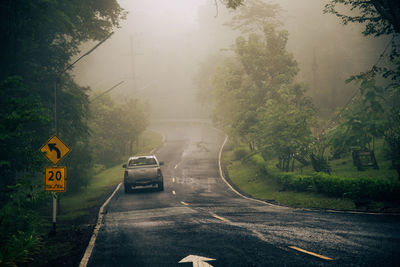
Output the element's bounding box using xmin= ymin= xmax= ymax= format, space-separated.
xmin=48 ymin=143 xmax=61 ymax=159
xmin=179 ymin=255 xmax=216 ymax=267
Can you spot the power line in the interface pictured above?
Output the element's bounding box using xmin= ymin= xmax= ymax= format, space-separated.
xmin=59 ymin=32 xmax=114 ymax=75
xmin=89 ymin=81 xmax=125 ymax=102
xmin=54 ymin=32 xmax=115 ymax=134
xmin=322 ymin=36 xmax=394 ymax=132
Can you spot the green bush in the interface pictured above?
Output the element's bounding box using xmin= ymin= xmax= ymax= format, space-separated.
xmin=0 ymin=203 xmax=43 ymax=266
xmin=233 ymin=148 xmax=249 ymax=160
xmin=272 ymin=171 xmax=400 ymax=201
xmin=248 ymin=154 xmax=269 ymax=175
xmin=0 ymin=230 xmax=42 ymax=267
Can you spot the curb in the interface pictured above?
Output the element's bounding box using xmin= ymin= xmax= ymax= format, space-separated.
xmin=79 ymin=183 xmax=122 ymax=267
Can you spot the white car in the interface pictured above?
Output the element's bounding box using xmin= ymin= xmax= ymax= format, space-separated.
xmin=122 ymin=156 xmax=164 ymax=193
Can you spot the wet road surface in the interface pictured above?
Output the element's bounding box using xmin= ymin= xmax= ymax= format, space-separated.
xmin=87 ymin=122 xmax=400 ymax=266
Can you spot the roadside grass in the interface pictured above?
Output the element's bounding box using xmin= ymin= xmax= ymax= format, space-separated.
xmin=58 ymin=164 xmax=124 ymax=221
xmin=223 ymin=140 xmax=400 ymax=212
xmin=294 ymin=139 xmax=397 ymax=180
xmin=296 ymin=153 xmax=396 ymax=180
xmin=225 ymin=151 xmax=356 ymax=210
xmin=32 ymin=130 xmax=163 ymax=266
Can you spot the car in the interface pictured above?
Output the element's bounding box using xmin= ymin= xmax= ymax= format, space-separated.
xmin=122 ymin=155 xmax=164 ymax=193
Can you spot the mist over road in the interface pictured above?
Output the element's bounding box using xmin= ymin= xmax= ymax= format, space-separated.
xmin=87 ymin=122 xmax=400 ymax=266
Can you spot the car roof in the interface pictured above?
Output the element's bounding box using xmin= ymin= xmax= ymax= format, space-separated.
xmin=128 ymin=155 xmax=156 ymax=160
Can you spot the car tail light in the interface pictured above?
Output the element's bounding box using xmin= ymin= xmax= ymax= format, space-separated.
xmin=157 ymin=168 xmax=162 ymax=177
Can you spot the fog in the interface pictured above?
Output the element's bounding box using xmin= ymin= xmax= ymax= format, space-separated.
xmin=73 ymin=0 xmax=385 ymax=120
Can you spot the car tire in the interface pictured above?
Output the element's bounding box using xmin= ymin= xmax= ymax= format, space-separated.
xmin=158 ymin=181 xmax=164 ymax=191
xmin=124 ymin=183 xmax=132 ymax=193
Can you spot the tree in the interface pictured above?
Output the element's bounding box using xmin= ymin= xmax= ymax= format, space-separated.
xmin=0 ymin=0 xmax=125 ymax=193
xmin=222 ymin=0 xmax=246 ymax=9
xmin=325 ymin=0 xmax=400 ymax=178
xmin=0 ymin=2 xmax=125 ymax=263
xmin=225 ymin=0 xmax=281 ymax=34
xmin=89 ymin=96 xmax=148 ymax=168
xmin=257 ymin=84 xmax=315 ymax=171
xmin=0 ymin=0 xmax=125 ymax=79
xmin=213 ymin=23 xmax=299 ymax=149
xmin=345 ymin=75 xmax=400 ymax=175
xmin=324 ymin=0 xmax=400 ymax=36
xmin=0 ymin=77 xmax=49 ymax=202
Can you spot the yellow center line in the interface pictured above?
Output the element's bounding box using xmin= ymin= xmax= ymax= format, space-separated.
xmin=289 ymin=246 xmax=333 ymax=260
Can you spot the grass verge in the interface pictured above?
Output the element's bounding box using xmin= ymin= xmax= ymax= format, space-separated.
xmin=226 ymin=157 xmax=357 ymax=210
xmin=223 ymin=141 xmax=400 ymax=213
xmin=32 ymin=130 xmax=162 ymax=266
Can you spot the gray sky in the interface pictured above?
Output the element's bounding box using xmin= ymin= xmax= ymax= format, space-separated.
xmin=73 ymin=0 xmax=385 ymax=119
xmin=74 ymin=0 xmax=220 ymax=119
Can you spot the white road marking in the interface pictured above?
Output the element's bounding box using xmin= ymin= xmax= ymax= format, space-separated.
xmin=172 ymin=177 xmax=176 ymax=183
xmin=172 ymin=190 xmax=176 ymax=195
xmin=179 ymin=255 xmax=216 ymax=267
xmin=210 ymin=213 xmax=231 ymax=223
xmin=180 ymin=201 xmax=189 ymax=206
xmin=79 ymin=183 xmax=122 ymax=267
xmin=218 ymin=136 xmax=282 ymax=208
xmin=289 ymin=246 xmax=333 ymax=260
xmin=174 ymin=164 xmax=179 ymax=169
xmin=207 ymin=178 xmax=212 ymax=192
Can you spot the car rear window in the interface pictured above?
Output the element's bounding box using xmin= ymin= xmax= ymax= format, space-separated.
xmin=129 ymin=157 xmax=156 ymax=166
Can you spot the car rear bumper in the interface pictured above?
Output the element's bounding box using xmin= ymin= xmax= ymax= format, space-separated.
xmin=124 ymin=177 xmax=163 ymax=186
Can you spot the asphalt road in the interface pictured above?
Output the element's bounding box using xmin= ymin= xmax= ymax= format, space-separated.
xmin=87 ymin=122 xmax=400 ymax=267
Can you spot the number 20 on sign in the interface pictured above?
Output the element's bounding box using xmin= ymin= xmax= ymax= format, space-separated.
xmin=45 ymin=166 xmax=66 ymax=192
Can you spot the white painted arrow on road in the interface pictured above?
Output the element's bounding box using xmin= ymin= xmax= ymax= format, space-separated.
xmin=179 ymin=255 xmax=216 ymax=267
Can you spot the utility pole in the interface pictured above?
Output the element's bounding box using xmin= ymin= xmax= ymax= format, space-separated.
xmin=51 ymin=32 xmax=113 ymax=234
xmin=331 ymin=40 xmax=338 ymax=111
xmin=130 ymin=35 xmax=137 ymax=94
xmin=312 ymin=47 xmax=319 ymax=137
xmin=312 ymin=47 xmax=318 ymax=99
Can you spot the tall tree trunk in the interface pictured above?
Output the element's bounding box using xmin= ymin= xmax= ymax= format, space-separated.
xmin=291 ymin=157 xmax=295 ymax=172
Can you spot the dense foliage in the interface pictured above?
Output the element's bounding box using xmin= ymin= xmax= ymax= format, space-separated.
xmin=324 ymin=0 xmax=400 ymax=36
xmin=0 ymin=0 xmax=125 ymax=197
xmin=325 ymin=0 xmax=400 ymax=178
xmin=0 ymin=1 xmax=127 ymax=265
xmin=90 ymin=95 xmax=149 ymax=169
xmin=199 ymin=0 xmax=400 ymax=181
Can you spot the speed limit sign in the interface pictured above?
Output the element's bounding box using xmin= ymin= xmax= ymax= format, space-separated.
xmin=44 ymin=166 xmax=66 ymax=192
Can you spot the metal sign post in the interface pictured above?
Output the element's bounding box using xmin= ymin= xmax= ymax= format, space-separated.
xmin=52 ymin=193 xmax=57 ymax=231
xmin=40 ymin=135 xmax=70 ymax=234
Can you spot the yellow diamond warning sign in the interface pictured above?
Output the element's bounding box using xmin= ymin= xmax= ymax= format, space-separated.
xmin=44 ymin=166 xmax=66 ymax=192
xmin=40 ymin=135 xmax=71 ymax=165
